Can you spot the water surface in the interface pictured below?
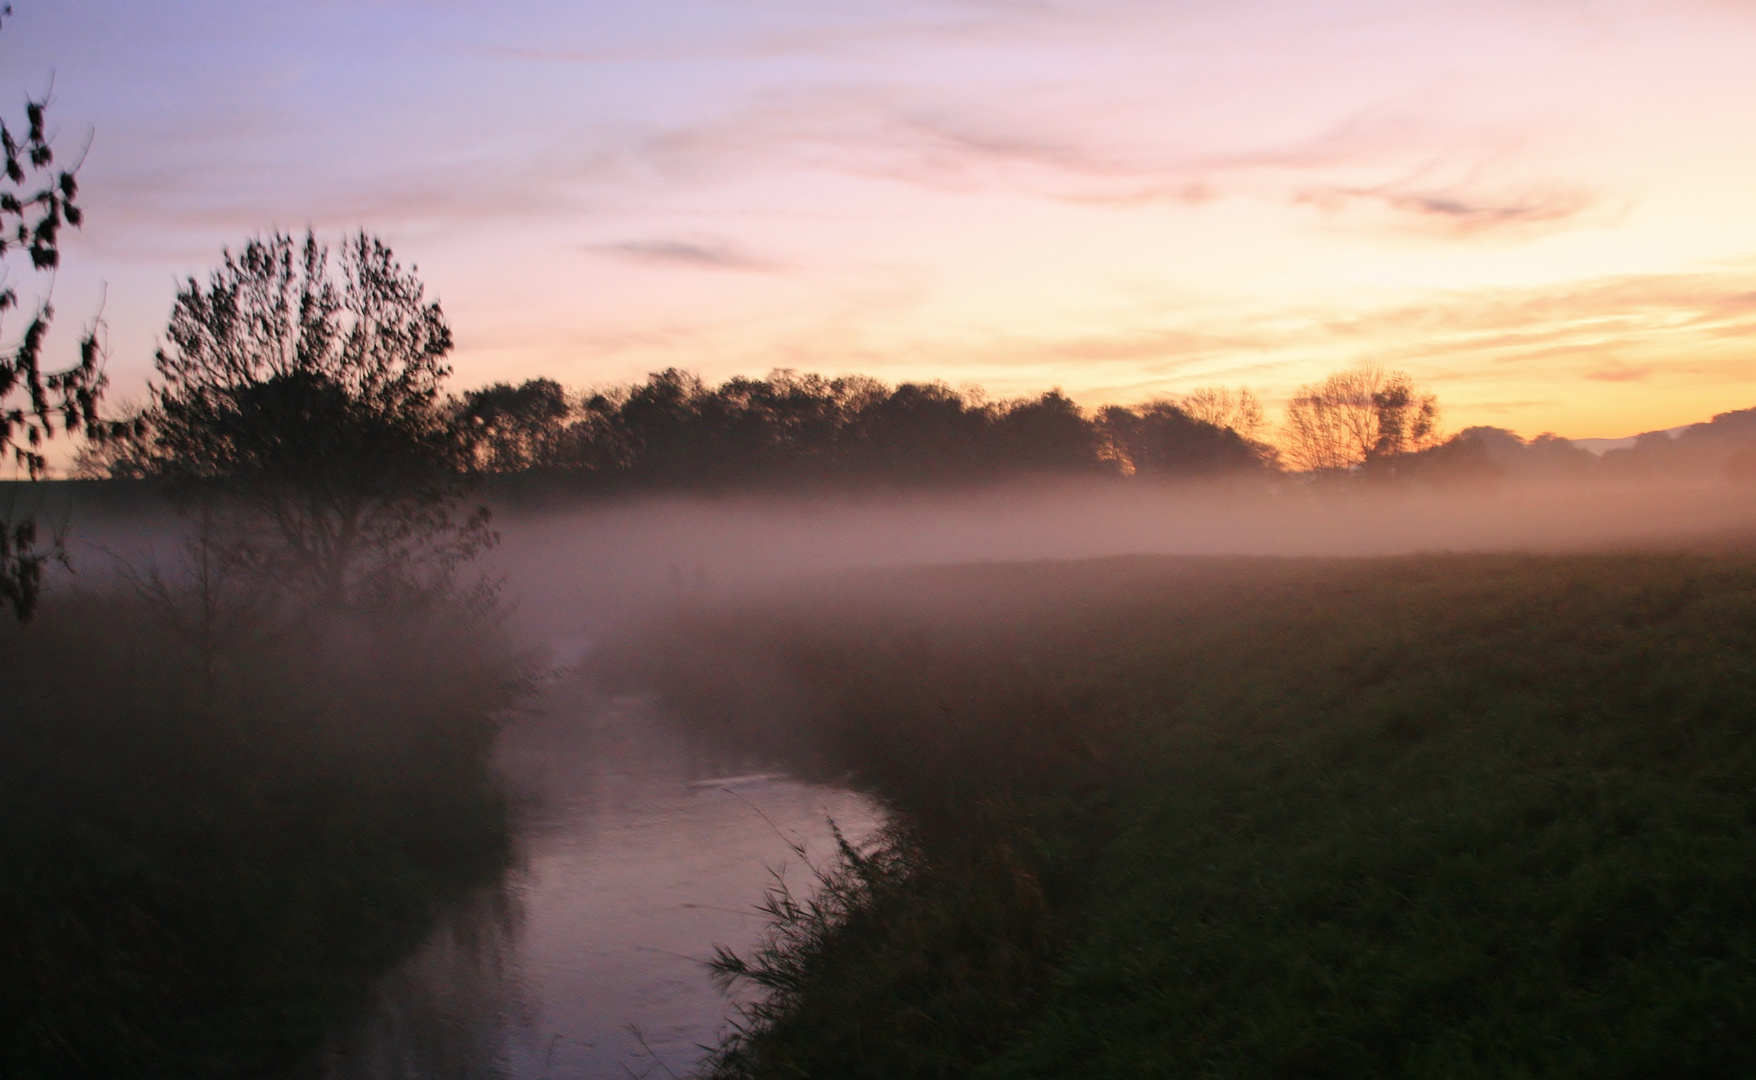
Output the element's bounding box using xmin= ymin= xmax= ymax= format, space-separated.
xmin=316 ymin=674 xmax=884 ymax=1079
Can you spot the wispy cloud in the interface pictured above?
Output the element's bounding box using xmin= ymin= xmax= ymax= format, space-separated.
xmin=590 ymin=89 xmax=1607 ymax=237
xmin=80 ymin=27 xmax=1608 ymax=249
xmin=1301 ymin=180 xmax=1599 ymax=234
xmin=860 ymin=264 xmax=1756 ymax=401
xmin=586 ymin=236 xmax=779 ymax=271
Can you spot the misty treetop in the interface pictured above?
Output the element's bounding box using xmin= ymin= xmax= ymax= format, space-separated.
xmin=150 ymin=233 xmax=453 ymax=451
xmin=115 ymin=231 xmax=491 ymax=610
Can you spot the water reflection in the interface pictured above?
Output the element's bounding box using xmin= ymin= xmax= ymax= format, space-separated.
xmin=316 ymin=886 xmax=529 ymax=1079
xmin=314 ymin=679 xmax=884 ymax=1079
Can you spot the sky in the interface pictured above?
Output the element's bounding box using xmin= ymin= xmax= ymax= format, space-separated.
xmin=7 ymin=0 xmax=1756 ymax=457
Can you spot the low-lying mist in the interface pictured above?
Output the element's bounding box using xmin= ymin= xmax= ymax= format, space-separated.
xmin=35 ymin=471 xmax=1756 ymax=649
xmin=468 ymin=475 xmax=1756 ymax=638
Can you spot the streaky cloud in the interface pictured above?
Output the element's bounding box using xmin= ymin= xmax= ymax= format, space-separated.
xmin=1299 ymin=179 xmax=1600 ymax=234
xmin=625 ymin=91 xmax=1609 ymax=240
xmin=586 ymin=237 xmax=779 ymax=272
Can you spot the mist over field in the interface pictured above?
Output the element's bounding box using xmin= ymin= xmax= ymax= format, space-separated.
xmin=40 ymin=469 xmax=1756 ymax=643
xmin=470 ymin=476 xmax=1755 ymax=633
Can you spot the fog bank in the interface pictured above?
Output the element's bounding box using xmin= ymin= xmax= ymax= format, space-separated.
xmin=479 ymin=477 xmax=1756 ymax=639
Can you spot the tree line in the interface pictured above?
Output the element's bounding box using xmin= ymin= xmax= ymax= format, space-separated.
xmin=31 ymin=228 xmax=1756 ymax=624
xmin=69 ymin=231 xmax=1756 ymax=506
xmin=80 ymin=312 xmax=1465 ymax=494
xmin=444 ymin=369 xmax=1276 ymax=487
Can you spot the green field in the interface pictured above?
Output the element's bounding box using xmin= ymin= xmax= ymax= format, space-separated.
xmin=601 ymin=548 xmax=1756 ymax=1078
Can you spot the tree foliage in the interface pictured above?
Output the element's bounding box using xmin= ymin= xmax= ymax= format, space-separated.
xmin=135 ymin=231 xmax=489 ymax=608
xmin=1280 ymin=364 xmax=1440 ymax=473
xmin=457 ymin=377 xmax=569 ymax=473
xmin=429 ymin=369 xmax=1268 ymax=489
xmin=0 ymin=4 xmax=125 ymax=618
xmin=1178 ymin=386 xmax=1269 ymax=447
xmin=1095 ymin=399 xmax=1265 ymax=478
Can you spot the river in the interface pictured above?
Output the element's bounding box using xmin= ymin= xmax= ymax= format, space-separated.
xmin=309 ymin=659 xmax=885 ymax=1080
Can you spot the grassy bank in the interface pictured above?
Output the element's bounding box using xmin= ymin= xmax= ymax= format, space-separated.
xmin=597 ymin=549 xmax=1756 ymax=1078
xmin=0 ymin=588 xmax=531 ymax=1079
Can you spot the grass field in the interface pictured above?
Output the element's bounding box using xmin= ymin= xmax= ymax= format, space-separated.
xmin=598 ymin=548 xmax=1756 ymax=1078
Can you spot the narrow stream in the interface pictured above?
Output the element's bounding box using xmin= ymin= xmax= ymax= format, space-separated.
xmin=311 ymin=667 xmax=885 ymax=1079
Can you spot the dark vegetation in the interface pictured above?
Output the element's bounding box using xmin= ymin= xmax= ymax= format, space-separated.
xmin=135 ymin=230 xmax=491 ymax=608
xmin=88 ymin=364 xmax=1756 ymax=501
xmin=89 ymin=366 xmax=1275 ymax=493
xmin=1462 ymin=404 xmax=1756 ymax=479
xmin=597 ymin=549 xmax=1756 ymax=1077
xmin=0 ymin=2 xmax=136 ymax=618
xmin=431 ymin=371 xmax=1756 ymax=489
xmin=596 ymin=588 xmax=1111 ymax=1080
xmin=0 ymin=586 xmax=526 ymax=1078
xmin=0 ymin=230 xmax=529 ymax=1077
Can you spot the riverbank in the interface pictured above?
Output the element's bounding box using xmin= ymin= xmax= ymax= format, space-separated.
xmin=599 ymin=549 xmax=1756 ymax=1077
xmin=0 ymin=588 xmax=531 ymax=1078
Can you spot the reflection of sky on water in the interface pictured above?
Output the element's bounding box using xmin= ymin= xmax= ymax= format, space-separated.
xmin=315 ymin=682 xmax=885 ymax=1079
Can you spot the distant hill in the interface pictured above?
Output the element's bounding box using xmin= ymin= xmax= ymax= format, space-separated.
xmin=1571 ymin=428 xmax=1679 ymax=456
xmin=1572 ymin=407 xmax=1756 ymax=455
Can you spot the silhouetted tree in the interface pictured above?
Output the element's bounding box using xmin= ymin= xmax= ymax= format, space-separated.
xmin=512 ymin=368 xmax=1373 ymax=489
xmin=1382 ymin=429 xmax=1500 ymax=484
xmin=555 ymin=369 xmax=1003 ymax=488
xmin=710 ymin=370 xmax=873 ymax=482
xmin=559 ymin=385 xmax=635 ymax=475
xmin=68 ymin=400 xmax=152 ymax=479
xmin=611 ymin=368 xmax=721 ymax=485
xmin=1280 ymin=364 xmax=1439 ymax=473
xmin=1179 ymin=386 xmax=1268 ymax=444
xmin=457 ymin=378 xmax=571 ymax=473
xmin=994 ymin=390 xmax=1101 ymax=474
xmin=0 ymin=5 xmax=124 ymax=619
xmin=1590 ymin=406 xmax=1756 ymax=479
xmin=848 ymin=380 xmax=994 ymax=481
xmin=1366 ymin=372 xmax=1440 ymax=462
xmin=1096 ymin=401 xmax=1263 ymax=477
xmin=135 ymin=231 xmax=490 ymax=608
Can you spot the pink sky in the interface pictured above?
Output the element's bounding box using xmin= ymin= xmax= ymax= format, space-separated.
xmin=8 ymin=0 xmax=1756 ymax=466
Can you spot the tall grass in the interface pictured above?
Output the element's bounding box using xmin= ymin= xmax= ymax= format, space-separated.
xmin=591 ymin=569 xmax=1128 ymax=1078
xmin=0 ymin=582 xmax=533 ymax=1078
xmin=599 ymin=550 xmax=1756 ymax=1078
xmin=699 ymin=809 xmax=1066 ymax=1080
